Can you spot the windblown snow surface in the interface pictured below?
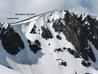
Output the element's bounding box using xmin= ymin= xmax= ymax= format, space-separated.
xmin=0 ymin=10 xmax=98 ymax=74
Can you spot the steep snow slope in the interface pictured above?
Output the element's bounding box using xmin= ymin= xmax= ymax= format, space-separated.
xmin=0 ymin=10 xmax=98 ymax=74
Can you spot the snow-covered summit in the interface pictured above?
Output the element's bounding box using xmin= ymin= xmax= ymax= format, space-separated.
xmin=0 ymin=10 xmax=98 ymax=74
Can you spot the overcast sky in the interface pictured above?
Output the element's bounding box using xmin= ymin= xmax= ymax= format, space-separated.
xmin=0 ymin=0 xmax=98 ymax=23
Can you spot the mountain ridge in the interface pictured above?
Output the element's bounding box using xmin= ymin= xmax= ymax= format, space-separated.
xmin=9 ymin=10 xmax=97 ymax=25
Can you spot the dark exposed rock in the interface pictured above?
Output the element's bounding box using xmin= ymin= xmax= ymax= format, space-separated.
xmin=86 ymin=48 xmax=96 ymax=62
xmin=30 ymin=25 xmax=37 ymax=34
xmin=47 ymin=19 xmax=51 ymax=23
xmin=56 ymin=58 xmax=67 ymax=67
xmin=53 ymin=19 xmax=65 ymax=32
xmin=28 ymin=40 xmax=41 ymax=54
xmin=64 ymin=10 xmax=70 ymax=24
xmin=61 ymin=61 xmax=67 ymax=66
xmin=48 ymin=43 xmax=50 ymax=46
xmin=85 ymin=73 xmax=91 ymax=74
xmin=74 ymin=71 xmax=78 ymax=74
xmin=63 ymin=47 xmax=67 ymax=50
xmin=41 ymin=26 xmax=53 ymax=40
xmin=56 ymin=35 xmax=62 ymax=40
xmin=53 ymin=18 xmax=81 ymax=57
xmin=77 ymin=15 xmax=82 ymax=23
xmin=30 ymin=44 xmax=41 ymax=53
xmin=54 ymin=48 xmax=63 ymax=52
xmin=34 ymin=40 xmax=41 ymax=47
xmin=15 ymin=32 xmax=24 ymax=49
xmin=56 ymin=58 xmax=63 ymax=61
xmin=67 ymin=48 xmax=80 ymax=58
xmin=63 ymin=26 xmax=81 ymax=52
xmin=53 ymin=11 xmax=98 ymax=63
xmin=0 ymin=25 xmax=24 ymax=55
xmin=81 ymin=60 xmax=91 ymax=67
xmin=52 ymin=19 xmax=54 ymax=22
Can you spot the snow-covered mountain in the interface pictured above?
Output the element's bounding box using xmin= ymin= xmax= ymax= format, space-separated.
xmin=0 ymin=10 xmax=98 ymax=74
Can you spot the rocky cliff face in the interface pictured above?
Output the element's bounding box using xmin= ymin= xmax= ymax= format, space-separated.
xmin=0 ymin=10 xmax=98 ymax=74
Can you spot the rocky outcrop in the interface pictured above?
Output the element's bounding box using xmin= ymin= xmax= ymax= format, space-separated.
xmin=53 ymin=11 xmax=98 ymax=63
xmin=0 ymin=25 xmax=24 ymax=55
xmin=28 ymin=40 xmax=41 ymax=53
